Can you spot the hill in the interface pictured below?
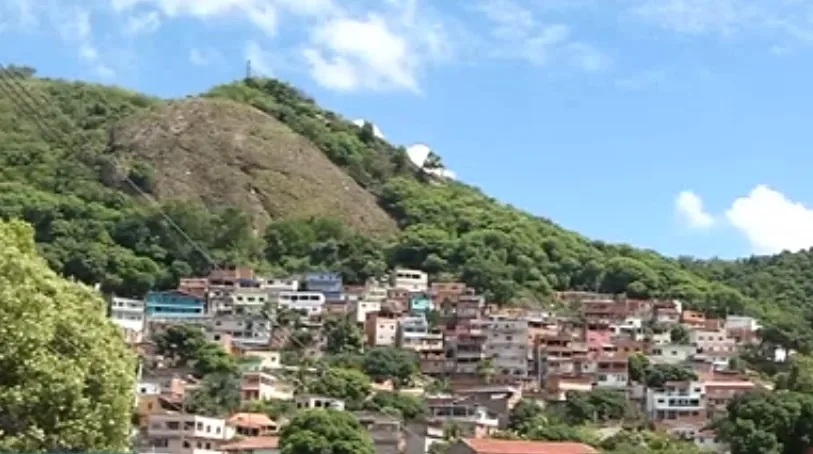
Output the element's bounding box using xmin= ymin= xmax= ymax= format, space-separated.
xmin=0 ymin=68 xmax=809 ymax=351
xmin=108 ymin=97 xmax=396 ymax=235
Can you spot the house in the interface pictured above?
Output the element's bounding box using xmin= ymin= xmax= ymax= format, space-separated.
xmin=391 ymin=268 xmax=429 ymax=292
xmin=355 ymin=412 xmax=403 ymax=454
xmin=648 ymin=344 xmax=698 ymax=365
xmin=355 ymin=300 xmax=382 ymax=324
xmin=447 ymin=438 xmax=598 ymax=454
xmin=689 ymin=327 xmax=736 ymax=354
xmin=221 ymin=436 xmax=280 ymax=454
xmin=409 ymin=292 xmax=434 ymax=313
xmin=228 ymin=413 xmax=278 ymax=436
xmin=178 ymin=278 xmax=208 ymax=299
xmin=399 ymin=315 xmax=443 ymax=352
xmin=274 ymin=291 xmax=325 ymax=317
xmin=593 ymin=353 xmax=629 ymax=389
xmin=484 ymin=315 xmax=530 ymax=378
xmin=645 ymin=380 xmax=705 ymax=421
xmin=208 ymin=266 xmax=255 ymax=286
xmin=450 ymin=321 xmax=488 ymax=374
xmin=145 ymin=413 xmax=235 ymax=454
xmin=240 ymin=371 xmax=294 ymax=402
xmin=545 ymin=375 xmax=593 ymax=401
xmin=425 ymin=398 xmax=500 ymax=438
xmin=234 ymin=349 xmax=282 ymax=371
xmin=365 ymin=311 xmax=399 ymax=346
xmin=145 ymin=290 xmax=206 ymax=319
xmin=295 ymin=394 xmax=346 ymax=411
xmin=305 ymin=271 xmax=343 ymax=300
xmin=109 ymin=296 xmax=146 ymax=340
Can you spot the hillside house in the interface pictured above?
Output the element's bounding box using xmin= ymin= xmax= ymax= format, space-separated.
xmin=304 ymin=271 xmax=343 ymax=300
xmin=391 ymin=268 xmax=429 ymax=292
xmin=109 ymin=296 xmax=146 ymax=340
xmin=145 ymin=290 xmax=206 ymax=319
xmin=447 ymin=438 xmax=598 ymax=454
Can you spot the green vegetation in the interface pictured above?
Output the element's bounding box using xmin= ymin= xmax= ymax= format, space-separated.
xmin=279 ymin=408 xmax=375 ymax=454
xmin=2 ymin=69 xmax=813 ymax=361
xmin=0 ymin=219 xmax=136 ymax=451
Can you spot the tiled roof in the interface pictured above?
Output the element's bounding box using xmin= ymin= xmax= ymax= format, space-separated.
xmin=221 ymin=436 xmax=279 ymax=451
xmin=227 ymin=412 xmax=275 ymax=427
xmin=462 ymin=438 xmax=598 ymax=454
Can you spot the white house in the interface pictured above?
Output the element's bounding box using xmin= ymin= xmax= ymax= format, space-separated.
xmin=391 ymin=268 xmax=429 ymax=293
xmin=109 ymin=296 xmax=146 ymax=337
xmin=146 ymin=413 xmax=235 ymax=454
xmin=274 ymin=291 xmax=325 ymax=316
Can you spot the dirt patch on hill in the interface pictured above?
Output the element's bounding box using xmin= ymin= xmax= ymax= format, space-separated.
xmin=109 ymin=97 xmax=398 ymax=236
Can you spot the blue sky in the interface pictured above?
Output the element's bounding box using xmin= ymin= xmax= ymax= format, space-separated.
xmin=4 ymin=0 xmax=813 ymax=259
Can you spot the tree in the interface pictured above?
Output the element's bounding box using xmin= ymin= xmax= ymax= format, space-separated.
xmin=362 ymin=346 xmax=419 ymax=386
xmin=365 ymin=391 xmax=427 ymax=421
xmin=192 ymin=342 xmax=239 ymax=378
xmin=324 ymin=314 xmax=364 ymax=355
xmin=279 ymin=409 xmax=375 ymax=454
xmin=0 ymin=220 xmax=135 ymax=451
xmin=628 ymin=352 xmax=650 ymax=383
xmin=669 ymin=325 xmax=691 ymax=345
xmin=644 ymin=364 xmax=697 ymax=388
xmin=308 ymin=367 xmax=371 ymax=408
xmin=154 ymin=324 xmax=208 ymax=366
xmin=186 ymin=372 xmax=241 ymax=417
xmin=508 ymin=399 xmax=545 ymax=433
xmin=717 ymin=390 xmax=813 ymax=454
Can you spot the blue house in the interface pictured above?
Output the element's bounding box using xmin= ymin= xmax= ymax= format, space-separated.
xmin=409 ymin=293 xmax=434 ymax=314
xmin=145 ymin=290 xmax=206 ymax=319
xmin=305 ymin=271 xmax=343 ymax=300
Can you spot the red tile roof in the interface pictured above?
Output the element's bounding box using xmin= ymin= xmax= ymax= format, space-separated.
xmin=462 ymin=439 xmax=598 ymax=454
xmin=222 ymin=436 xmax=279 ymax=451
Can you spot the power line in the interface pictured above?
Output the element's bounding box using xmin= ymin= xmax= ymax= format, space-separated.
xmin=0 ymin=64 xmax=221 ymax=271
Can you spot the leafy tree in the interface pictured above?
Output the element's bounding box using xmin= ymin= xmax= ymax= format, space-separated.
xmin=557 ymin=389 xmax=632 ymax=425
xmin=308 ymin=367 xmax=371 ymax=408
xmin=154 ymin=324 xmax=207 ymax=366
xmin=365 ymin=391 xmax=427 ymax=421
xmin=717 ymin=390 xmax=813 ymax=454
xmin=644 ymin=364 xmax=697 ymax=388
xmin=279 ymin=409 xmax=375 ymax=454
xmin=0 ymin=220 xmax=135 ymax=451
xmin=192 ymin=342 xmax=239 ymax=378
xmin=324 ymin=314 xmax=364 ymax=355
xmin=508 ymin=399 xmax=545 ymax=433
xmin=185 ymin=372 xmax=241 ymax=417
xmin=362 ymin=346 xmax=419 ymax=387
xmin=775 ymin=354 xmax=813 ymax=393
xmin=628 ymin=352 xmax=650 ymax=383
xmin=669 ymin=324 xmax=691 ymax=345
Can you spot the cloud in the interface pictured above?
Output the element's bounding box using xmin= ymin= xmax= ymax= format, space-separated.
xmin=110 ymin=0 xmax=279 ymax=35
xmin=303 ymin=14 xmax=419 ymax=92
xmin=189 ymin=47 xmax=220 ymax=66
xmin=675 ymin=190 xmax=716 ymax=229
xmin=53 ymin=6 xmax=115 ymax=78
xmin=123 ymin=10 xmax=160 ymax=35
xmin=725 ymin=185 xmax=813 ymax=255
xmin=473 ymin=0 xmax=611 ymax=71
xmin=352 ymin=119 xmax=386 ymax=139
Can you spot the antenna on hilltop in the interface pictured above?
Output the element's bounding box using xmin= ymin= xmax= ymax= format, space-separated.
xmin=246 ymin=59 xmax=252 ymax=80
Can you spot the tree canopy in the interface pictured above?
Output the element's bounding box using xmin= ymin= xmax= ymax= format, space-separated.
xmin=0 ymin=219 xmax=136 ymax=451
xmin=279 ymin=409 xmax=375 ymax=454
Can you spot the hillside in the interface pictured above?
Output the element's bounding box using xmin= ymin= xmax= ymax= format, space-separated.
xmin=0 ymin=68 xmax=809 ymax=350
xmin=108 ymin=97 xmax=396 ymax=235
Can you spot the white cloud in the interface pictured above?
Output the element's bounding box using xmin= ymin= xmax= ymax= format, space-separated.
xmin=123 ymin=10 xmax=161 ymax=35
xmin=676 ymin=190 xmax=716 ymax=229
xmin=473 ymin=0 xmax=611 ymax=71
xmin=303 ymin=14 xmax=419 ymax=92
xmin=53 ymin=6 xmax=115 ymax=79
xmin=110 ymin=0 xmax=279 ymax=35
xmin=725 ymin=185 xmax=813 ymax=255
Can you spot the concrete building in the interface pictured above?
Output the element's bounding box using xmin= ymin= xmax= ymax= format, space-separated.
xmin=109 ymin=296 xmax=146 ymax=338
xmin=391 ymin=268 xmax=429 ymax=292
xmin=145 ymin=413 xmax=235 ymax=454
xmin=145 ymin=290 xmax=206 ymax=319
xmin=483 ymin=315 xmax=530 ymax=378
xmin=274 ymin=291 xmax=325 ymax=317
